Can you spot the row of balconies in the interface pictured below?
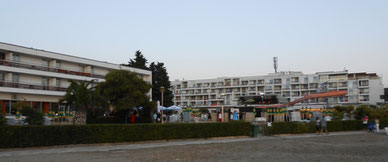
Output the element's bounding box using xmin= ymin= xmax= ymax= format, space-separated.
xmin=175 ymin=83 xmax=324 ymax=91
xmin=0 ymin=59 xmax=105 ymax=79
xmin=175 ymin=78 xmax=363 ymax=90
xmin=0 ymin=80 xmax=67 ymax=92
xmin=176 ymin=78 xmax=320 ymax=89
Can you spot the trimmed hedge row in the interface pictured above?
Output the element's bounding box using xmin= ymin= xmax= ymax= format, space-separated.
xmin=0 ymin=122 xmax=251 ymax=148
xmin=264 ymin=120 xmax=363 ymax=135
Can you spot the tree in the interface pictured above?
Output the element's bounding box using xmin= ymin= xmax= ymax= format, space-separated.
xmin=150 ymin=62 xmax=174 ymax=107
xmin=333 ymin=105 xmax=354 ymax=119
xmin=11 ymin=101 xmax=44 ymax=125
xmin=331 ymin=111 xmax=345 ymax=121
xmin=100 ymin=70 xmax=152 ymax=111
xmin=20 ymin=107 xmax=44 ymax=125
xmin=122 ymin=50 xmax=149 ymax=70
xmin=62 ymin=80 xmax=103 ymax=125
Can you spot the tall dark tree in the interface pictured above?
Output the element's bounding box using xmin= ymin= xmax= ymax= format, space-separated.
xmin=123 ymin=50 xmax=149 ymax=70
xmin=150 ymin=62 xmax=174 ymax=107
xmin=100 ymin=70 xmax=152 ymax=110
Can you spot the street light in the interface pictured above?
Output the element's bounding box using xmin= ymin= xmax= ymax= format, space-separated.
xmin=221 ymin=93 xmax=226 ymax=122
xmin=160 ymin=86 xmax=165 ymax=124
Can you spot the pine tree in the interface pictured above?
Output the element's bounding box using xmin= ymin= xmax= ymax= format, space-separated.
xmin=150 ymin=62 xmax=174 ymax=107
xmin=123 ymin=50 xmax=149 ymax=70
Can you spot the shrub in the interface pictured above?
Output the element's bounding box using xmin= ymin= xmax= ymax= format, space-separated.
xmin=380 ymin=118 xmax=388 ymax=128
xmin=0 ymin=114 xmax=6 ymax=126
xmin=0 ymin=122 xmax=251 ymax=148
xmin=264 ymin=120 xmax=363 ymax=135
xmin=20 ymin=107 xmax=44 ymax=125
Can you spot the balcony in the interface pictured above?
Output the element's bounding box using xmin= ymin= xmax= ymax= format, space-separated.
xmin=0 ymin=59 xmax=105 ymax=79
xmin=0 ymin=80 xmax=67 ymax=92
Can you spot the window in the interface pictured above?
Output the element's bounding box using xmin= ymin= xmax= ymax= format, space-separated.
xmin=42 ymin=59 xmax=49 ymax=67
xmin=90 ymin=66 xmax=94 ymax=74
xmin=79 ymin=65 xmax=85 ymax=72
xmin=13 ymin=54 xmax=20 ymax=62
xmin=286 ymin=78 xmax=290 ymax=83
xmin=56 ymin=79 xmax=61 ymax=87
xmin=12 ymin=74 xmax=19 ymax=83
xmin=0 ymin=72 xmax=4 ymax=81
xmin=56 ymin=61 xmax=61 ymax=68
xmin=304 ymin=77 xmax=308 ymax=82
xmin=42 ymin=77 xmax=49 ymax=86
xmin=0 ymin=53 xmax=5 ymax=60
xmin=313 ymin=76 xmax=318 ymax=81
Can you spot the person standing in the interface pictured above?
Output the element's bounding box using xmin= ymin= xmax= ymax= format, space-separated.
xmin=233 ymin=111 xmax=238 ymax=120
xmin=321 ymin=116 xmax=328 ymax=135
xmin=130 ymin=113 xmax=136 ymax=124
xmin=153 ymin=112 xmax=157 ymax=123
xmin=315 ymin=117 xmax=321 ymax=135
xmin=375 ymin=118 xmax=380 ymax=133
xmin=369 ymin=120 xmax=375 ymax=132
xmin=363 ymin=116 xmax=369 ymax=130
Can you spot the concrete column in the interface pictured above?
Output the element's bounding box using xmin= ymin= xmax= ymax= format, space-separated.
xmin=84 ymin=66 xmax=91 ymax=73
xmin=50 ymin=60 xmax=57 ymax=68
xmin=245 ymin=112 xmax=254 ymax=122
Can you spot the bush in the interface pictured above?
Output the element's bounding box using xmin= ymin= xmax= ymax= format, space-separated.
xmin=264 ymin=120 xmax=363 ymax=135
xmin=0 ymin=122 xmax=251 ymax=148
xmin=0 ymin=114 xmax=6 ymax=126
xmin=380 ymin=118 xmax=388 ymax=128
xmin=20 ymin=107 xmax=44 ymax=125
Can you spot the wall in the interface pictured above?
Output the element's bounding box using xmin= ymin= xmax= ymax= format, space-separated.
xmin=19 ymin=74 xmax=42 ymax=85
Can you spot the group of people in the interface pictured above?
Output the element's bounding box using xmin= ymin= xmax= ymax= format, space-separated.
xmin=363 ymin=116 xmax=380 ymax=133
xmin=216 ymin=111 xmax=239 ymax=122
xmin=315 ymin=116 xmax=328 ymax=135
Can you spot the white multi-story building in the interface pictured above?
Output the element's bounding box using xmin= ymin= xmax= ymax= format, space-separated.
xmin=0 ymin=42 xmax=151 ymax=115
xmin=171 ymin=71 xmax=384 ymax=108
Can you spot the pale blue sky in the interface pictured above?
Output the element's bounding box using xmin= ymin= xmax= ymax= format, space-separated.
xmin=1 ymin=0 xmax=387 ymax=86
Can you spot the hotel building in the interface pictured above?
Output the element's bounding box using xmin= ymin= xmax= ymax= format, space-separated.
xmin=0 ymin=42 xmax=151 ymax=115
xmin=171 ymin=71 xmax=384 ymax=109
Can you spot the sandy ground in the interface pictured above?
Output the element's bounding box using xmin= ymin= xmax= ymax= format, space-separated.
xmin=1 ymin=132 xmax=387 ymax=162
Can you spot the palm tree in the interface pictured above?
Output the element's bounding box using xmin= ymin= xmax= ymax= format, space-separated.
xmin=62 ymin=80 xmax=102 ymax=125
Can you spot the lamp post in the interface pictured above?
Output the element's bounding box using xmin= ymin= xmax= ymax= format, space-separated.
xmin=160 ymin=86 xmax=165 ymax=124
xmin=221 ymin=93 xmax=225 ymax=122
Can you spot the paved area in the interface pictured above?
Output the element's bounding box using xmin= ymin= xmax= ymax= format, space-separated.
xmin=1 ymin=131 xmax=387 ymax=162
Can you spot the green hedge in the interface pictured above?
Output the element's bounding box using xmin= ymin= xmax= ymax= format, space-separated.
xmin=380 ymin=118 xmax=388 ymax=128
xmin=264 ymin=120 xmax=363 ymax=135
xmin=0 ymin=122 xmax=251 ymax=148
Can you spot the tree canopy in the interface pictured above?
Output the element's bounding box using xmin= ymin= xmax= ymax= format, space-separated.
xmin=100 ymin=70 xmax=152 ymax=110
xmin=123 ymin=50 xmax=149 ymax=70
xmin=150 ymin=62 xmax=174 ymax=107
xmin=62 ymin=80 xmax=100 ymax=112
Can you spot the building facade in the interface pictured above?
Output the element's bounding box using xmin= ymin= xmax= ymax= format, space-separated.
xmin=171 ymin=71 xmax=384 ymax=109
xmin=0 ymin=42 xmax=151 ymax=115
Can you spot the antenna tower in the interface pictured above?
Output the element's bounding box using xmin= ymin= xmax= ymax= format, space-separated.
xmin=273 ymin=57 xmax=278 ymax=73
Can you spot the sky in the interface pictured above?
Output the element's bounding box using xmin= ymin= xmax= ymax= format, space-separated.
xmin=1 ymin=0 xmax=387 ymax=86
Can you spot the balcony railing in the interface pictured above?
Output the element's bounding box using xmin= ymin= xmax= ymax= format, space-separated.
xmin=0 ymin=80 xmax=67 ymax=92
xmin=0 ymin=59 xmax=105 ymax=79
